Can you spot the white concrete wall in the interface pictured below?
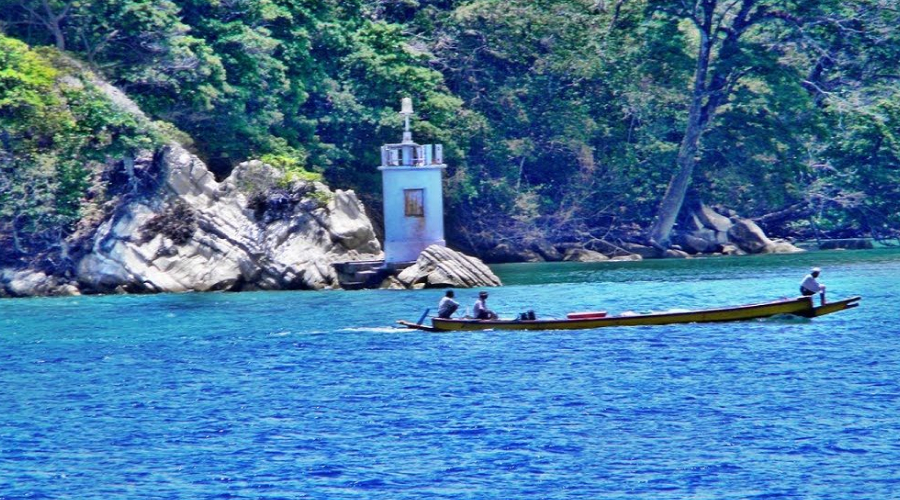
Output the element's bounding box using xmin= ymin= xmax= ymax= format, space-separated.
xmin=379 ymin=165 xmax=446 ymax=263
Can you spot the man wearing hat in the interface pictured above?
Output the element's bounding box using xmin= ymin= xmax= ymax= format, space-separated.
xmin=473 ymin=291 xmax=498 ymax=320
xmin=800 ymin=267 xmax=826 ymax=305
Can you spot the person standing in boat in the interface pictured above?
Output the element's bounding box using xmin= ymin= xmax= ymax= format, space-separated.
xmin=800 ymin=267 xmax=826 ymax=305
xmin=473 ymin=291 xmax=498 ymax=320
xmin=437 ymin=290 xmax=460 ymax=319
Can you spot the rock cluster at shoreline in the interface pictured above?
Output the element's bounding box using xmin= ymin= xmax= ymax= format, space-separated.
xmin=79 ymin=146 xmax=383 ymax=294
xmin=1 ymin=145 xmax=383 ymax=298
xmin=475 ymin=204 xmax=804 ymax=264
xmin=1 ymin=63 xmax=389 ymax=298
xmin=0 ymin=55 xmax=873 ymax=299
xmin=673 ymin=204 xmax=802 ymax=256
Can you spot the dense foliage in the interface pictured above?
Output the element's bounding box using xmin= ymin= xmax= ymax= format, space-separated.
xmin=0 ymin=35 xmax=160 ymax=265
xmin=2 ymin=0 xmax=898 ymax=257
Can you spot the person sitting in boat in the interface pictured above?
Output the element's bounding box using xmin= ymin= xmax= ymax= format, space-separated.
xmin=800 ymin=267 xmax=826 ymax=305
xmin=437 ymin=290 xmax=460 ymax=319
xmin=473 ymin=291 xmax=498 ymax=320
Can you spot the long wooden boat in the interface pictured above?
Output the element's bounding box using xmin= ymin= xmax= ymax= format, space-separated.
xmin=398 ymin=296 xmax=861 ymax=332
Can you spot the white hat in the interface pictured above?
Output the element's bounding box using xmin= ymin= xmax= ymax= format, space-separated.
xmin=811 ymin=267 xmax=821 ymax=273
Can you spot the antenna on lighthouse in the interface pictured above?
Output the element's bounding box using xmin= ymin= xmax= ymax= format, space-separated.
xmin=400 ymin=97 xmax=414 ymax=143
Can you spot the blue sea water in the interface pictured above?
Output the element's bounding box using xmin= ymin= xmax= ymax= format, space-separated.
xmin=1 ymin=249 xmax=900 ymax=499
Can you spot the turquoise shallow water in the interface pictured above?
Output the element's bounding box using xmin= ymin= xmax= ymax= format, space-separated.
xmin=1 ymin=249 xmax=899 ymax=499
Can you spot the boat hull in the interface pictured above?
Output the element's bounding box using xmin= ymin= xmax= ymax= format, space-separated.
xmin=804 ymin=295 xmax=861 ymax=318
xmin=406 ymin=296 xmax=861 ymax=332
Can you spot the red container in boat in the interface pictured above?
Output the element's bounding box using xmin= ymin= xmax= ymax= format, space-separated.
xmin=566 ymin=311 xmax=608 ymax=320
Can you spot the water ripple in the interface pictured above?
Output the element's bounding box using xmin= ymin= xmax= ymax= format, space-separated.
xmin=1 ymin=250 xmax=899 ymax=498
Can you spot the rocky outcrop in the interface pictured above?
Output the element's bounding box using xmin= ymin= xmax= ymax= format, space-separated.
xmin=70 ymin=145 xmax=382 ymax=295
xmin=0 ymin=144 xmax=384 ymax=298
xmin=672 ymin=203 xmax=802 ymax=256
xmin=2 ymin=59 xmax=384 ymax=298
xmin=392 ymin=245 xmax=502 ymax=289
xmin=477 ymin=205 xmax=803 ymax=264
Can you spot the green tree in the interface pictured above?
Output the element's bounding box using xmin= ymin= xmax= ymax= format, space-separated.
xmin=3 ymin=0 xmax=898 ymax=258
xmin=0 ymin=35 xmax=158 ymax=264
xmin=644 ymin=0 xmax=900 ymax=247
xmin=2 ymin=0 xmax=77 ymax=50
xmin=422 ymin=0 xmax=663 ymax=249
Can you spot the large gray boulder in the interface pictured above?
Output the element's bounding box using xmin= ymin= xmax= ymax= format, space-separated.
xmin=674 ymin=232 xmax=712 ymax=254
xmin=76 ymin=144 xmax=383 ymax=293
xmin=726 ymin=219 xmax=801 ymax=254
xmin=672 ymin=204 xmax=733 ymax=254
xmin=562 ymin=248 xmax=610 ymax=262
xmin=0 ymin=270 xmax=80 ymax=297
xmin=618 ymin=243 xmax=657 ymax=259
xmin=394 ymin=245 xmax=502 ymax=289
xmin=664 ymin=249 xmax=691 ymax=259
xmin=696 ymin=204 xmax=734 ymax=232
xmin=727 ymin=219 xmax=773 ymax=253
xmin=769 ymin=239 xmax=804 ymax=254
xmin=530 ymin=240 xmax=563 ymax=261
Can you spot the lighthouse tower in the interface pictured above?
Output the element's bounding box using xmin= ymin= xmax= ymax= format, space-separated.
xmin=379 ymin=98 xmax=446 ymax=264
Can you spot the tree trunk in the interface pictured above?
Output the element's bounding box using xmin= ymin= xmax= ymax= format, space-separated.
xmin=49 ymin=22 xmax=66 ymax=50
xmin=646 ymin=0 xmax=759 ymax=248
xmin=646 ymin=6 xmax=714 ymax=248
xmin=25 ymin=0 xmax=69 ymax=51
xmin=11 ymin=215 xmax=26 ymax=256
xmin=646 ymin=93 xmax=706 ymax=247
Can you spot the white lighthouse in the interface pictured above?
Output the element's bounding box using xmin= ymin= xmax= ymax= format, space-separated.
xmin=379 ymin=98 xmax=446 ymax=264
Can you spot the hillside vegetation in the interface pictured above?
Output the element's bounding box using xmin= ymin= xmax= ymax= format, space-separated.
xmin=0 ymin=35 xmax=164 ymax=265
xmin=2 ymin=0 xmax=899 ymax=262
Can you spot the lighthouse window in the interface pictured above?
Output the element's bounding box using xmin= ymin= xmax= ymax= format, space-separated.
xmin=404 ymin=189 xmax=425 ymax=217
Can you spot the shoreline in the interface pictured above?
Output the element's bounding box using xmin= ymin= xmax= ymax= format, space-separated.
xmin=3 ymin=246 xmax=896 ymax=300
